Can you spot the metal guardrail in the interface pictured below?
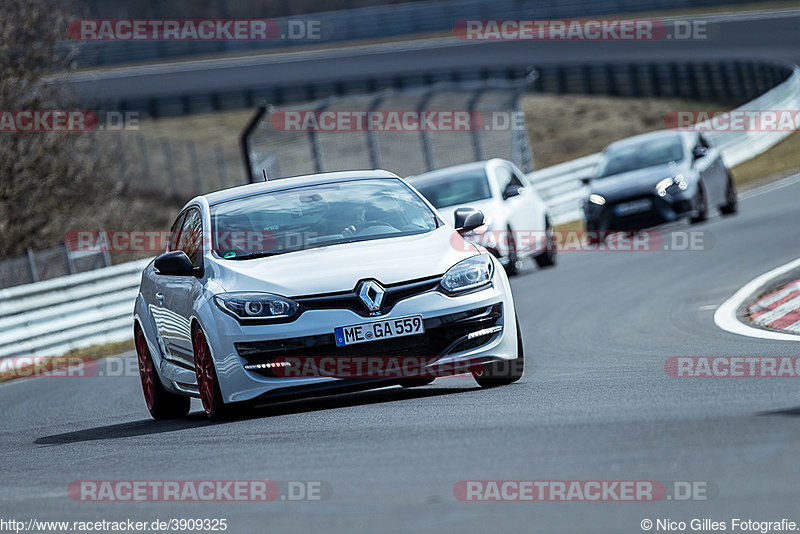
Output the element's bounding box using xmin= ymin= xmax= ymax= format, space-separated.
xmin=528 ymin=66 xmax=800 ymax=225
xmin=0 ymin=258 xmax=150 ymax=359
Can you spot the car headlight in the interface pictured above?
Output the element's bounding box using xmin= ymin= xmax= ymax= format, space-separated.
xmin=588 ymin=194 xmax=606 ymax=206
xmin=440 ymin=254 xmax=494 ymax=294
xmin=214 ymin=292 xmax=299 ymax=321
xmin=655 ymin=174 xmax=688 ymax=197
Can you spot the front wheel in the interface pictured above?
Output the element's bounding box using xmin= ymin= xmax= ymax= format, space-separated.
xmin=135 ymin=327 xmax=190 ymax=420
xmin=472 ymin=315 xmax=524 ymax=388
xmin=719 ymin=174 xmax=738 ymax=216
xmin=690 ymin=185 xmax=708 ymax=224
xmin=534 ymin=221 xmax=557 ymax=268
xmin=193 ymin=327 xmax=232 ymax=421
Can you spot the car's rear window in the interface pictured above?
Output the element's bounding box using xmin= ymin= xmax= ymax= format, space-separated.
xmin=410 ymin=169 xmax=492 ymax=208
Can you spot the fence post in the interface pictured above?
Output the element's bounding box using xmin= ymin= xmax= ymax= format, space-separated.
xmin=63 ymin=243 xmax=75 ymax=275
xmin=416 ymin=91 xmax=435 ymax=172
xmin=240 ymin=103 xmax=269 ymax=183
xmin=215 ymin=145 xmax=228 ymax=187
xmin=26 ymin=248 xmax=38 ymax=283
xmin=161 ymin=139 xmax=177 ymax=193
xmin=366 ymin=94 xmax=384 ymax=169
xmin=136 ymin=135 xmax=151 ymax=185
xmin=309 ymin=100 xmax=330 ymax=174
xmin=467 ymin=89 xmax=485 ymax=162
xmin=187 ymin=141 xmax=203 ymax=194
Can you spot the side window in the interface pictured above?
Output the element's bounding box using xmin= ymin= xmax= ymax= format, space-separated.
xmin=496 ymin=165 xmax=524 ymax=200
xmin=495 ymin=166 xmax=514 ymax=197
xmin=167 ymin=212 xmax=185 ymax=252
xmin=178 ymin=208 xmax=204 ymax=268
xmin=698 ymin=135 xmax=711 ymax=149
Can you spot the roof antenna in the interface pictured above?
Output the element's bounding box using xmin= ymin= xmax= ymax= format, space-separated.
xmin=262 ymin=168 xmax=268 ymax=181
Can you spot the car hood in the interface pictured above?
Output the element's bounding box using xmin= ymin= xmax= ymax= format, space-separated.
xmin=209 ymin=226 xmax=479 ymax=296
xmin=590 ymin=163 xmax=688 ymax=200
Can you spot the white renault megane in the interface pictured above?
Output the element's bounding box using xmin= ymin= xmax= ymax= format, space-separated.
xmin=134 ymin=170 xmax=523 ymax=420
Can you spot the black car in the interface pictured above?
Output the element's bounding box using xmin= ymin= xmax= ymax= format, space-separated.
xmin=583 ymin=130 xmax=737 ymax=243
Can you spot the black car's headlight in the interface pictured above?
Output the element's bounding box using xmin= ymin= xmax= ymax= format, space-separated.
xmin=214 ymin=292 xmax=299 ymax=321
xmin=440 ymin=254 xmax=494 ymax=294
xmin=655 ymin=174 xmax=689 ymax=197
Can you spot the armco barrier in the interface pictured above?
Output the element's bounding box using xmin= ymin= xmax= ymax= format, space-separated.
xmin=528 ymin=66 xmax=800 ymax=225
xmin=0 ymin=258 xmax=151 ymax=359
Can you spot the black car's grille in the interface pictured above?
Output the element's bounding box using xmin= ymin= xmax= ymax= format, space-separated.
xmin=236 ymin=303 xmax=503 ymax=378
xmin=293 ymin=275 xmax=442 ymax=317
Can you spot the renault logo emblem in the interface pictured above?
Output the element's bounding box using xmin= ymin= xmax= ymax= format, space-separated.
xmin=357 ymin=280 xmax=385 ymax=312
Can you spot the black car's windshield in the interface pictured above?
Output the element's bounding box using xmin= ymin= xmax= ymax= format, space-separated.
xmin=210 ymin=178 xmax=438 ymax=259
xmin=596 ymin=136 xmax=685 ymax=178
xmin=411 ymin=168 xmax=492 ymax=208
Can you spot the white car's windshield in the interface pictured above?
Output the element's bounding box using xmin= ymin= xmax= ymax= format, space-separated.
xmin=596 ymin=136 xmax=685 ymax=178
xmin=210 ymin=178 xmax=438 ymax=259
xmin=411 ymin=168 xmax=492 ymax=208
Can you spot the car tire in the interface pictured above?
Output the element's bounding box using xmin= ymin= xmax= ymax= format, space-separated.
xmin=534 ymin=220 xmax=557 ymax=268
xmin=135 ymin=326 xmax=190 ymax=420
xmin=503 ymin=226 xmax=519 ymax=276
xmin=400 ymin=378 xmax=436 ymax=388
xmin=193 ymin=326 xmax=232 ymax=421
xmin=690 ymin=184 xmax=708 ymax=224
xmin=719 ymin=174 xmax=738 ymax=216
xmin=472 ymin=315 xmax=524 ymax=388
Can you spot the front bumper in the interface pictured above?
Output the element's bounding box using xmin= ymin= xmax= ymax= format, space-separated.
xmin=584 ymin=190 xmax=695 ymax=231
xmin=197 ymin=261 xmax=517 ymax=404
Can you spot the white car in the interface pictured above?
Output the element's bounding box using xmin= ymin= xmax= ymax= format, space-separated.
xmin=407 ymin=159 xmax=556 ymax=274
xmin=134 ymin=170 xmax=523 ymax=420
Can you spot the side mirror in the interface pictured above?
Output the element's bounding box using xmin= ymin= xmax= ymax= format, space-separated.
xmin=154 ymin=251 xmax=197 ymax=276
xmin=693 ymin=146 xmax=708 ymax=160
xmin=502 ymin=184 xmax=524 ymax=200
xmin=453 ymin=207 xmax=485 ymax=234
xmin=580 ymin=176 xmax=593 ymax=186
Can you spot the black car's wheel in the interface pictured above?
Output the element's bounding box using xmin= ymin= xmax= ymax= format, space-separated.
xmin=584 ymin=225 xmax=605 ymax=246
xmin=690 ymin=185 xmax=708 ymax=224
xmin=534 ymin=220 xmax=557 ymax=268
xmin=503 ymin=226 xmax=519 ymax=276
xmin=135 ymin=326 xmax=190 ymax=420
xmin=193 ymin=326 xmax=232 ymax=421
xmin=472 ymin=315 xmax=524 ymax=388
xmin=719 ymin=174 xmax=738 ymax=216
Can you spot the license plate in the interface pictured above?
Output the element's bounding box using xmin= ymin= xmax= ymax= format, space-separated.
xmin=334 ymin=315 xmax=424 ymax=347
xmin=614 ymin=199 xmax=652 ymax=216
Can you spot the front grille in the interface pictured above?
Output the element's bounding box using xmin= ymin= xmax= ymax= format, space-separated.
xmin=236 ymin=303 xmax=503 ymax=377
xmin=293 ymin=275 xmax=442 ymax=317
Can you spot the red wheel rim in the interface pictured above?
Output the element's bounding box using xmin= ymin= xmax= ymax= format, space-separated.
xmin=193 ymin=329 xmax=215 ymax=415
xmin=135 ymin=330 xmax=155 ymax=410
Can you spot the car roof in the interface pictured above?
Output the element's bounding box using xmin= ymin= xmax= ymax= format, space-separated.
xmin=201 ymin=169 xmax=400 ymax=206
xmin=603 ymin=130 xmax=695 ymax=152
xmin=406 ymin=159 xmax=510 ymax=185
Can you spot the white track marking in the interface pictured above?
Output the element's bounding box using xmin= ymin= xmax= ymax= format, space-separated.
xmin=715 ymin=258 xmax=800 ymax=341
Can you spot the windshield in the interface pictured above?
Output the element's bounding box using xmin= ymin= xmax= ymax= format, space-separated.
xmin=411 ymin=168 xmax=492 ymax=208
xmin=596 ymin=136 xmax=685 ymax=178
xmin=210 ymin=178 xmax=438 ymax=259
